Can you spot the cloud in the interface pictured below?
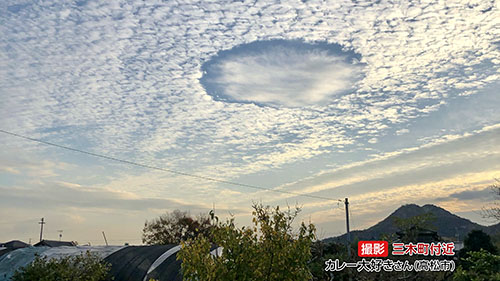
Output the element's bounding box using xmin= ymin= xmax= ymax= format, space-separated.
xmin=0 ymin=148 xmax=74 ymax=179
xmin=264 ymin=125 xmax=500 ymax=223
xmin=201 ymin=40 xmax=365 ymax=107
xmin=0 ymin=180 xmax=244 ymax=214
xmin=395 ymin=128 xmax=409 ymax=136
xmin=302 ymin=170 xmax=499 ymax=232
xmin=273 ymin=125 xmax=499 ymax=199
xmin=0 ymin=166 xmax=20 ymax=175
xmin=447 ymin=188 xmax=494 ymax=201
xmin=0 ymin=0 xmax=499 ymax=241
xmin=0 ymin=0 xmax=498 ymax=179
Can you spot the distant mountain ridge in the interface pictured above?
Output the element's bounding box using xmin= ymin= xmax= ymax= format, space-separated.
xmin=324 ymin=204 xmax=500 ymax=243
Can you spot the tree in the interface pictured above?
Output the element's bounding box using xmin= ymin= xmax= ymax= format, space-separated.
xmin=177 ymin=203 xmax=316 ymax=281
xmin=482 ymin=178 xmax=500 ymax=221
xmin=142 ymin=209 xmax=213 ymax=245
xmin=12 ymin=251 xmax=111 ymax=281
xmin=461 ymin=229 xmax=497 ymax=254
xmin=393 ymin=212 xmax=437 ymax=242
xmin=453 ymin=249 xmax=500 ymax=281
xmin=309 ymin=241 xmax=349 ymax=281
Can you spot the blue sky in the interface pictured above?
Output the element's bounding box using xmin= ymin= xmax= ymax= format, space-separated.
xmin=0 ymin=0 xmax=499 ymax=245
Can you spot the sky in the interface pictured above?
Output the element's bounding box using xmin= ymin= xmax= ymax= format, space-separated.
xmin=0 ymin=0 xmax=499 ymax=245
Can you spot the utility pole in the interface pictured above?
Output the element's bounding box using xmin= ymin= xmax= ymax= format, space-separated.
xmin=102 ymin=231 xmax=108 ymax=246
xmin=38 ymin=218 xmax=45 ymax=242
xmin=345 ymin=198 xmax=352 ymax=281
xmin=345 ymin=198 xmax=351 ymax=257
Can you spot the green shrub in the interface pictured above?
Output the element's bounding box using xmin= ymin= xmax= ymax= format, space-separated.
xmin=178 ymin=203 xmax=316 ymax=281
xmin=453 ymin=249 xmax=500 ymax=281
xmin=11 ymin=251 xmax=112 ymax=281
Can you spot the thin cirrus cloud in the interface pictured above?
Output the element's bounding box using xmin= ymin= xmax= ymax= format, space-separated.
xmin=278 ymin=125 xmax=500 ymax=199
xmin=0 ymin=180 xmax=244 ymax=214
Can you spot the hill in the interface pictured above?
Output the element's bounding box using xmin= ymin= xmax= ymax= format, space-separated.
xmin=324 ymin=204 xmax=500 ymax=243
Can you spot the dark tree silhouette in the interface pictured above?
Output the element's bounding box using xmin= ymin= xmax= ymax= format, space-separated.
xmin=482 ymin=179 xmax=500 ymax=221
xmin=461 ymin=229 xmax=497 ymax=255
xmin=142 ymin=210 xmax=212 ymax=245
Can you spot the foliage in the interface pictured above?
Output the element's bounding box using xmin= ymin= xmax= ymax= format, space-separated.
xmin=393 ymin=212 xmax=436 ymax=230
xmin=393 ymin=212 xmax=436 ymax=242
xmin=492 ymin=233 xmax=500 ymax=254
xmin=461 ymin=229 xmax=497 ymax=255
xmin=142 ymin=209 xmax=212 ymax=245
xmin=309 ymin=241 xmax=349 ymax=281
xmin=453 ymin=249 xmax=500 ymax=281
xmin=177 ymin=203 xmax=316 ymax=281
xmin=11 ymin=251 xmax=111 ymax=281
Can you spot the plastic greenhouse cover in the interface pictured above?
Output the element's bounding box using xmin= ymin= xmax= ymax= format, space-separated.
xmin=0 ymin=246 xmax=124 ymax=281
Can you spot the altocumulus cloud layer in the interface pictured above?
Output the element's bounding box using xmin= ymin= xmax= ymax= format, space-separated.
xmin=0 ymin=0 xmax=499 ymax=241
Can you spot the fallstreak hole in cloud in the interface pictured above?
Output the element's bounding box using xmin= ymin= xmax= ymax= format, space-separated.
xmin=200 ymin=40 xmax=365 ymax=108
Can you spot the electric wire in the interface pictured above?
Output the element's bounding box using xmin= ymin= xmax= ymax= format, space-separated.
xmin=0 ymin=129 xmax=340 ymax=201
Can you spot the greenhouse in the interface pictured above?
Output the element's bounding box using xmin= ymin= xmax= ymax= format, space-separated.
xmin=0 ymin=242 xmax=185 ymax=281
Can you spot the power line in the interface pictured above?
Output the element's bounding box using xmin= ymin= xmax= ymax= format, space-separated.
xmin=0 ymin=129 xmax=339 ymax=201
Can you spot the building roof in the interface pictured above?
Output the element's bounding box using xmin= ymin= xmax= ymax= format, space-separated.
xmin=0 ymin=240 xmax=29 ymax=249
xmin=0 ymin=240 xmax=30 ymax=259
xmin=396 ymin=226 xmax=441 ymax=243
xmin=33 ymin=240 xmax=76 ymax=247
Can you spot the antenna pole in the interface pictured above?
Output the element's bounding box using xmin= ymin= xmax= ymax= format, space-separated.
xmin=102 ymin=231 xmax=108 ymax=246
